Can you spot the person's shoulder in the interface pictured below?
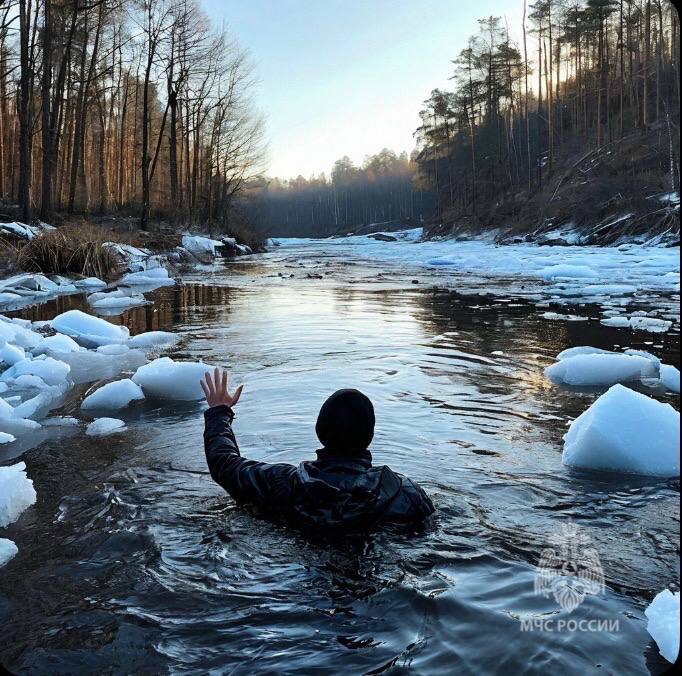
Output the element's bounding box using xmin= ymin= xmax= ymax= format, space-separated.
xmin=374 ymin=465 xmax=435 ymax=516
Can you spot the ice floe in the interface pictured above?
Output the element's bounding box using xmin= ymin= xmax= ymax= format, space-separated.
xmin=660 ymin=365 xmax=680 ymax=394
xmin=0 ymin=538 xmax=18 ymax=567
xmin=132 ymin=357 xmax=211 ymax=400
xmin=81 ymin=379 xmax=145 ymax=410
xmin=1 ymin=355 xmax=71 ymax=387
xmin=86 ymin=417 xmax=126 ymax=436
xmin=0 ymin=461 xmax=37 ymax=528
xmin=601 ymin=316 xmax=673 ymax=333
xmin=0 ymin=339 xmax=26 ymax=365
xmin=128 ymin=331 xmax=180 ymax=350
xmin=545 ymin=352 xmax=659 ymax=387
xmin=51 ymin=309 xmax=129 ymax=348
xmin=87 ymin=290 xmax=149 ymax=309
xmin=562 ymin=384 xmax=680 ymax=476
xmin=0 ymin=431 xmax=16 ymax=444
xmin=119 ymin=267 xmax=175 ymax=287
xmin=645 ymin=589 xmax=680 ymax=663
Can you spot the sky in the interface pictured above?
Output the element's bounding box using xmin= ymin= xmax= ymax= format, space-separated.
xmin=201 ymin=0 xmax=523 ymax=180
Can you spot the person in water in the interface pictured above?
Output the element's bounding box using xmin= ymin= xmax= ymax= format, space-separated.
xmin=200 ymin=368 xmax=434 ymax=529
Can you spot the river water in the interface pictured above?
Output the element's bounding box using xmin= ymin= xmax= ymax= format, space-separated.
xmin=0 ymin=240 xmax=679 ymax=674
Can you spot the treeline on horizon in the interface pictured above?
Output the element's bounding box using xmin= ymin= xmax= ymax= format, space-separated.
xmin=417 ymin=0 xmax=679 ymax=224
xmin=0 ymin=0 xmax=264 ymax=232
xmin=254 ymin=0 xmax=679 ymax=237
xmin=245 ymin=149 xmax=435 ymax=238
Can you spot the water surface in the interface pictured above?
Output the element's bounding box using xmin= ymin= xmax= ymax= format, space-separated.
xmin=1 ymin=241 xmax=679 ymax=674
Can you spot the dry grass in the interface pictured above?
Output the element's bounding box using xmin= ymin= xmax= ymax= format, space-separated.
xmin=12 ymin=224 xmax=123 ymax=280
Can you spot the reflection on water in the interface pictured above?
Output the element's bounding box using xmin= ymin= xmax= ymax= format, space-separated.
xmin=0 ymin=247 xmax=679 ymax=675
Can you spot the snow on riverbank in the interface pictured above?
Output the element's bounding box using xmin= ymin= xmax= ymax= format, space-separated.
xmin=273 ymin=232 xmax=680 ymax=331
xmin=1 ymin=227 xmax=254 ymax=314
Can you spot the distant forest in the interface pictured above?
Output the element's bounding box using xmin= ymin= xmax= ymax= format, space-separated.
xmin=244 ymin=149 xmax=434 ymax=238
xmin=0 ymin=0 xmax=264 ymax=231
xmin=250 ymin=0 xmax=679 ymax=238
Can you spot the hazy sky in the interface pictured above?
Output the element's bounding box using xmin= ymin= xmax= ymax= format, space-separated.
xmin=202 ymin=0 xmax=523 ymax=179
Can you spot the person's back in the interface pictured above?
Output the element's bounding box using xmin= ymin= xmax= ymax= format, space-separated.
xmin=201 ymin=369 xmax=434 ymax=530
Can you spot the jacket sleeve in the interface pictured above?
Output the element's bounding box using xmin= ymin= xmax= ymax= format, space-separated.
xmin=203 ymin=404 xmax=298 ymax=511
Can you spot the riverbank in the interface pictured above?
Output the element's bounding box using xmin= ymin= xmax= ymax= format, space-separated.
xmin=1 ymin=220 xmax=257 ymax=313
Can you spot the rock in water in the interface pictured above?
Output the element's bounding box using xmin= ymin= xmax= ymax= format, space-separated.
xmin=86 ymin=417 xmax=126 ymax=436
xmin=562 ymin=384 xmax=680 ymax=477
xmin=81 ymin=379 xmax=145 ymax=410
xmin=545 ymin=353 xmax=658 ymax=387
xmin=132 ymin=357 xmax=211 ymax=400
xmin=0 ymin=462 xmax=37 ymax=528
xmin=645 ymin=589 xmax=680 ymax=663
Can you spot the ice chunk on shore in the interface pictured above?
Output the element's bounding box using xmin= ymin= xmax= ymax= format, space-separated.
xmin=1 ymin=340 xmax=26 ymax=365
xmin=660 ymin=365 xmax=680 ymax=394
xmin=11 ymin=384 xmax=68 ymax=420
xmin=0 ymin=396 xmax=14 ymax=418
xmin=0 ymin=462 xmax=37 ymax=528
xmin=86 ymin=417 xmax=126 ymax=436
xmin=42 ymin=416 xmax=79 ymax=427
xmin=73 ymin=277 xmax=106 ymax=288
xmin=546 ymin=353 xmax=658 ymax=387
xmin=53 ymin=349 xmax=146 ymax=385
xmin=1 ymin=356 xmax=71 ymax=387
xmin=645 ymin=589 xmax=680 ymax=663
xmin=34 ymin=333 xmax=83 ymax=354
xmin=0 ymin=318 xmax=42 ymax=349
xmin=563 ymin=384 xmax=680 ymax=476
xmin=128 ymin=331 xmax=179 ymax=350
xmin=182 ymin=235 xmax=223 ymax=257
xmin=96 ymin=344 xmax=130 ymax=355
xmin=90 ymin=293 xmax=148 ymax=309
xmin=81 ymin=379 xmax=144 ymax=410
xmin=0 ymin=538 xmax=18 ymax=567
xmin=119 ymin=267 xmax=175 ymax=287
xmin=51 ymin=310 xmax=129 ymax=348
xmin=0 ymin=432 xmax=16 ymax=444
xmin=132 ymin=357 xmax=210 ymax=400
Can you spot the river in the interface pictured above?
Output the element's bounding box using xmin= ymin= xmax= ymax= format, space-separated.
xmin=1 ymin=239 xmax=679 ymax=674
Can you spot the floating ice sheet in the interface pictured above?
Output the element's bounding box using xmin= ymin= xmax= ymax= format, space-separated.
xmin=645 ymin=589 xmax=680 ymax=663
xmin=0 ymin=461 xmax=37 ymax=528
xmin=563 ymin=384 xmax=680 ymax=476
xmin=132 ymin=357 xmax=211 ymax=400
xmin=81 ymin=379 xmax=144 ymax=410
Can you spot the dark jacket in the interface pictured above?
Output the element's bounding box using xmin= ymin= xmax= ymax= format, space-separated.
xmin=203 ymin=405 xmax=434 ymax=529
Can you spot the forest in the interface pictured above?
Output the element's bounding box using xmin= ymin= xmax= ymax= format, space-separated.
xmin=0 ymin=0 xmax=264 ymax=231
xmin=245 ymin=149 xmax=434 ymax=238
xmin=250 ymin=0 xmax=679 ymax=239
xmin=415 ymin=0 xmax=680 ymax=236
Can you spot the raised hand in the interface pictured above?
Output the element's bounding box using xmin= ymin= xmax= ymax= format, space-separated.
xmin=200 ymin=367 xmax=244 ymax=409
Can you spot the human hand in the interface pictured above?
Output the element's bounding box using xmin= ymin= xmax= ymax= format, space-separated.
xmin=200 ymin=367 xmax=244 ymax=409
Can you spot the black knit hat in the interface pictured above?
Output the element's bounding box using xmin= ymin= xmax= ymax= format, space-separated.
xmin=315 ymin=389 xmax=375 ymax=454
